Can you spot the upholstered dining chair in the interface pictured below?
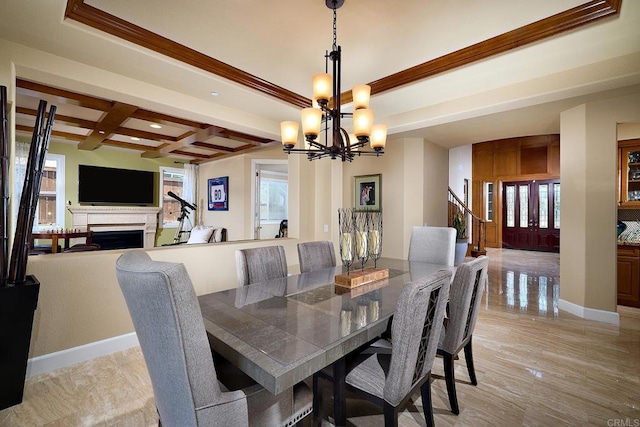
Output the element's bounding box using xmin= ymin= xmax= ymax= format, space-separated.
xmin=297 ymin=241 xmax=336 ymax=273
xmin=407 ymin=226 xmax=456 ymax=266
xmin=235 ymin=245 xmax=288 ymax=287
xmin=318 ymin=270 xmax=451 ymax=427
xmin=115 ymin=250 xmax=312 ymax=427
xmin=437 ymin=255 xmax=489 ymax=415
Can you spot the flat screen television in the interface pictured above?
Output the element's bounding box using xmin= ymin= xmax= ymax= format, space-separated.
xmin=78 ymin=165 xmax=155 ymax=205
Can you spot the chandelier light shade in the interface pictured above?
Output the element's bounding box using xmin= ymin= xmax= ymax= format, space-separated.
xmin=280 ymin=121 xmax=299 ymax=147
xmin=370 ymin=124 xmax=387 ymax=149
xmin=352 ymin=85 xmax=371 ymax=110
xmin=312 ymin=73 xmax=332 ymax=103
xmin=281 ymin=0 xmax=387 ymax=162
xmin=301 ymin=108 xmax=323 ymax=137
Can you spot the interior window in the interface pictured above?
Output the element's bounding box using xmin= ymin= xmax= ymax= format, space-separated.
xmin=260 ymin=177 xmax=288 ymax=221
xmin=160 ymin=167 xmax=185 ymax=228
xmin=485 ymin=182 xmax=494 ymax=222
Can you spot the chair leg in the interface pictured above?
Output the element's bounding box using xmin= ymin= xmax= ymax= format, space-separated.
xmin=420 ymin=375 xmax=435 ymax=427
xmin=442 ymin=352 xmax=460 ymax=415
xmin=383 ymin=401 xmax=398 ymax=427
xmin=463 ymin=338 xmax=477 ymax=386
xmin=312 ymin=373 xmax=321 ymax=418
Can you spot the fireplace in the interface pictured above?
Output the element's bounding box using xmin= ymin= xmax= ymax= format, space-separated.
xmin=67 ymin=206 xmax=161 ymax=249
xmin=92 ymin=230 xmax=144 ymax=250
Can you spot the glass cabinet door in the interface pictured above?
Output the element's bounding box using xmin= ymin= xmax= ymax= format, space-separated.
xmin=621 ymin=146 xmax=640 ymax=206
xmin=627 ymin=150 xmax=640 ymax=202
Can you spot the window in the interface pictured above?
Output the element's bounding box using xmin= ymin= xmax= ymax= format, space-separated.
xmin=160 ymin=167 xmax=185 ymax=228
xmin=485 ymin=182 xmax=494 ymax=222
xmin=519 ymin=184 xmax=529 ymax=228
xmin=553 ymin=183 xmax=561 ymax=229
xmin=36 ymin=154 xmax=65 ymax=230
xmin=506 ymin=185 xmax=515 ymax=228
xmin=260 ymin=178 xmax=288 ymax=221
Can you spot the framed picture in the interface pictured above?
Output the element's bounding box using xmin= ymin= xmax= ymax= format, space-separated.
xmin=354 ymin=174 xmax=381 ymax=211
xmin=208 ymin=176 xmax=229 ymax=211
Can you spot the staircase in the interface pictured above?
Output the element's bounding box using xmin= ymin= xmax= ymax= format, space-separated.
xmin=448 ymin=187 xmax=487 ymax=257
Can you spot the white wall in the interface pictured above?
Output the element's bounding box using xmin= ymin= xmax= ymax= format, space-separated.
xmin=448 ymin=144 xmax=472 ymax=204
xmin=560 ymin=92 xmax=640 ymax=322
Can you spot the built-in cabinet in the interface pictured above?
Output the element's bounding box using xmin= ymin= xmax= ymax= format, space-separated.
xmin=617 ymin=245 xmax=640 ymax=308
xmin=618 ymin=139 xmax=640 ymax=207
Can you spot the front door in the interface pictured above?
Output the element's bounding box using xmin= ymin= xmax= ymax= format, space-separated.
xmin=502 ymin=180 xmax=560 ymax=252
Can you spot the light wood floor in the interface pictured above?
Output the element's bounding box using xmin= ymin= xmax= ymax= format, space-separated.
xmin=1 ymin=249 xmax=639 ymax=426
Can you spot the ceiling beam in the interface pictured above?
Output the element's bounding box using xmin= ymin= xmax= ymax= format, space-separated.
xmin=17 ymin=78 xmax=112 ymax=111
xmin=16 ymin=125 xmax=85 ymax=141
xmin=346 ymin=0 xmax=624 ymax=104
xmin=16 ymin=107 xmax=96 ymax=129
xmin=131 ymin=109 xmax=209 ymax=130
xmin=78 ymin=102 xmax=139 ymax=150
xmin=64 ymin=0 xmax=311 ymax=109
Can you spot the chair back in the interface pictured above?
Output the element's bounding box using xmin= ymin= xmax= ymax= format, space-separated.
xmin=408 ymin=226 xmax=456 ymax=266
xmin=439 ymin=256 xmax=489 ymax=354
xmin=384 ymin=270 xmax=451 ymax=406
xmin=116 ymin=251 xmax=247 ymax=426
xmin=297 ymin=241 xmax=336 ymax=273
xmin=235 ymin=245 xmax=288 ymax=286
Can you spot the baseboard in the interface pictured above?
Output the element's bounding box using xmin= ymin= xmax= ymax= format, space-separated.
xmin=26 ymin=332 xmax=139 ymax=378
xmin=558 ymin=299 xmax=620 ymax=325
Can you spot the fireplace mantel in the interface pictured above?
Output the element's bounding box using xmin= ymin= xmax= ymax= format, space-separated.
xmin=67 ymin=206 xmax=161 ymax=248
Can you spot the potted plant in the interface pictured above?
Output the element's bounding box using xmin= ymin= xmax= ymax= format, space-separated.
xmin=452 ymin=208 xmax=468 ymax=265
xmin=0 ymin=86 xmax=56 ymax=410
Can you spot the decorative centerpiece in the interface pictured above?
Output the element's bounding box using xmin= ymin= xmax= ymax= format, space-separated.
xmin=1 ymin=86 xmax=56 ymax=410
xmin=335 ymin=207 xmax=387 ymax=288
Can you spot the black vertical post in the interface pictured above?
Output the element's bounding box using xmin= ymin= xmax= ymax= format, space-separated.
xmin=0 ymin=86 xmax=9 ymax=285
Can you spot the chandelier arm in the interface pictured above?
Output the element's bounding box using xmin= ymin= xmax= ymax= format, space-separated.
xmin=339 ymin=127 xmax=350 ymax=152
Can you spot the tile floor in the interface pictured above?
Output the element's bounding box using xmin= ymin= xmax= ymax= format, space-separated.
xmin=1 ymin=248 xmax=638 ymax=426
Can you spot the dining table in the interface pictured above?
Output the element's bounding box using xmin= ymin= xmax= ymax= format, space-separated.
xmin=198 ymin=257 xmax=455 ymax=426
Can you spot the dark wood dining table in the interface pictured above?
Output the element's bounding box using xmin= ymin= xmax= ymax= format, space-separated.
xmin=198 ymin=257 xmax=454 ymax=426
xmin=31 ymin=230 xmax=92 ymax=253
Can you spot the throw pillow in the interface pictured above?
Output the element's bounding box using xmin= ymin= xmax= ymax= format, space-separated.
xmin=186 ymin=227 xmax=214 ymax=244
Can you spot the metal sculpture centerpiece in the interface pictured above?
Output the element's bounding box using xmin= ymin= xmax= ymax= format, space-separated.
xmin=338 ymin=208 xmax=383 ymax=273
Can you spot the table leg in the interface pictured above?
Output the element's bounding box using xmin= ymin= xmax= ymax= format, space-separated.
xmin=51 ymin=235 xmax=59 ymax=253
xmin=333 ymin=357 xmax=346 ymax=426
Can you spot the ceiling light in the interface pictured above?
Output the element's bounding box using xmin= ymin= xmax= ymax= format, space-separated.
xmin=210 ymin=91 xmax=219 ymax=97
xmin=131 ymin=137 xmax=140 ymax=141
xmin=280 ymin=0 xmax=386 ymax=162
xmin=150 ymin=124 xmax=162 ymax=129
xmin=98 ymin=130 xmax=105 ymax=134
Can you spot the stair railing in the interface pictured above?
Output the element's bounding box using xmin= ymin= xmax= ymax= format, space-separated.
xmin=448 ymin=187 xmax=487 ymax=256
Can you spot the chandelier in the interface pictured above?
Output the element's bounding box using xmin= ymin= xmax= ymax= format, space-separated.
xmin=280 ymin=0 xmax=387 ymax=162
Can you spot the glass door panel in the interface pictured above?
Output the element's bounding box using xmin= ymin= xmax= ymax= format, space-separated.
xmin=502 ymin=179 xmax=559 ymax=252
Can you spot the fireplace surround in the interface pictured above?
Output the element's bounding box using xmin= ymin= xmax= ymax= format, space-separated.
xmin=67 ymin=206 xmax=161 ymax=248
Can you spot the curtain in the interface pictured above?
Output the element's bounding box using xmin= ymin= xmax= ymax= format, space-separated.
xmin=182 ymin=163 xmax=198 ymax=227
xmin=13 ymin=141 xmax=38 ymax=231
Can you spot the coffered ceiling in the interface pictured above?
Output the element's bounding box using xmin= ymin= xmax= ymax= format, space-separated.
xmin=1 ymin=0 xmax=639 ymax=163
xmin=14 ymin=79 xmax=278 ymax=163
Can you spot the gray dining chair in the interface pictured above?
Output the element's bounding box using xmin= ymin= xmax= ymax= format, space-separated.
xmin=320 ymin=269 xmax=451 ymax=427
xmin=408 ymin=226 xmax=456 ymax=266
xmin=297 ymin=241 xmax=336 ymax=273
xmin=235 ymin=245 xmax=288 ymax=286
xmin=115 ymin=250 xmax=312 ymax=427
xmin=437 ymin=255 xmax=489 ymax=415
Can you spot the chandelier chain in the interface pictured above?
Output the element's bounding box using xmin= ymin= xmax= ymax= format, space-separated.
xmin=332 ymin=6 xmax=338 ymax=51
